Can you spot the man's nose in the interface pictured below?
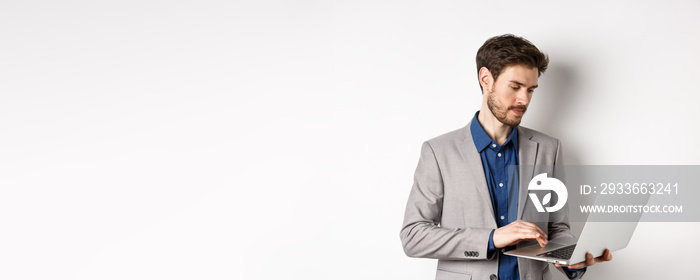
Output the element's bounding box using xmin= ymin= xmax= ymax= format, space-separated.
xmin=515 ymin=89 xmax=530 ymax=106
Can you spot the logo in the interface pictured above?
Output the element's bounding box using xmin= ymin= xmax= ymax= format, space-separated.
xmin=528 ymin=173 xmax=568 ymax=213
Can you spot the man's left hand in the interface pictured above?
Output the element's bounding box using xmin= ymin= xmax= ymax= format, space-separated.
xmin=555 ymin=249 xmax=613 ymax=269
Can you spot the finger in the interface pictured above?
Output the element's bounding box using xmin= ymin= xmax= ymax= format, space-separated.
xmin=513 ymin=232 xmax=540 ymax=245
xmin=513 ymin=220 xmax=537 ymax=231
xmin=536 ymin=236 xmax=547 ymax=247
xmin=519 ymin=230 xmax=545 ymax=244
xmin=518 ymin=231 xmax=547 ymax=247
xmin=537 ymin=234 xmax=548 ymax=247
xmin=514 ymin=220 xmax=536 ymax=228
xmin=605 ymin=249 xmax=613 ymax=261
xmin=516 ymin=221 xmax=547 ymax=237
xmin=516 ymin=226 xmax=548 ymax=241
xmin=532 ymin=227 xmax=548 ymax=241
xmin=594 ymin=249 xmax=612 ymax=262
xmin=512 ymin=228 xmax=548 ymax=247
xmin=534 ymin=225 xmax=547 ymax=238
xmin=585 ymin=252 xmax=596 ymax=267
xmin=529 ymin=229 xmax=548 ymax=246
xmin=567 ymin=261 xmax=586 ymax=270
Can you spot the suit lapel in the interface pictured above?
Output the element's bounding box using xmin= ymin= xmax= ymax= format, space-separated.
xmin=517 ymin=127 xmax=538 ymax=220
xmin=457 ymin=122 xmax=495 ymax=222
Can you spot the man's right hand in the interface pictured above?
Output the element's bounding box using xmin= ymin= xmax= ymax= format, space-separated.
xmin=493 ymin=220 xmax=548 ymax=248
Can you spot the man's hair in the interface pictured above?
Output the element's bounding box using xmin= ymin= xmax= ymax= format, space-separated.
xmin=476 ymin=34 xmax=549 ymax=90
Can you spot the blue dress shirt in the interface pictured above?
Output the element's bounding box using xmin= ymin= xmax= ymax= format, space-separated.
xmin=470 ymin=111 xmax=520 ymax=280
xmin=470 ymin=111 xmax=584 ymax=280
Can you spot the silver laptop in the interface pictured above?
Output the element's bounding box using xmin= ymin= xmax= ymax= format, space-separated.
xmin=504 ymin=193 xmax=650 ymax=265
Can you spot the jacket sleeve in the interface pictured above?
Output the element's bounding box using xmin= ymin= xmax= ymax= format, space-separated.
xmin=400 ymin=141 xmax=494 ymax=261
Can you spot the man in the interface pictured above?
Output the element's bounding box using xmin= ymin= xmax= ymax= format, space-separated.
xmin=400 ymin=34 xmax=612 ymax=280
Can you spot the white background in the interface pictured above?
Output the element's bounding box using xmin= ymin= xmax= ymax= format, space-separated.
xmin=1 ymin=1 xmax=699 ymax=279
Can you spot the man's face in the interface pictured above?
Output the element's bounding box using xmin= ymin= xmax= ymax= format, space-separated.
xmin=485 ymin=65 xmax=539 ymax=127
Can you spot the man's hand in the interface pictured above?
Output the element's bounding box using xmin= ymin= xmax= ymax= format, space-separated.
xmin=555 ymin=249 xmax=613 ymax=269
xmin=492 ymin=220 xmax=548 ymax=248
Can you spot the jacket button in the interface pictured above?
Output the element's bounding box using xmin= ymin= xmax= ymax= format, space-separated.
xmin=474 ymin=251 xmax=479 ymax=257
xmin=464 ymin=251 xmax=469 ymax=257
xmin=490 ymin=274 xmax=498 ymax=280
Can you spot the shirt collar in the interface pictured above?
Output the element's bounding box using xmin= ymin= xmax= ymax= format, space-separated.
xmin=469 ymin=111 xmax=519 ymax=152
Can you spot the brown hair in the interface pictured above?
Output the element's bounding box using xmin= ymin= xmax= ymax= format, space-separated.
xmin=476 ymin=34 xmax=549 ymax=90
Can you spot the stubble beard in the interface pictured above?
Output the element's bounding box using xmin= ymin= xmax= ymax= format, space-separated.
xmin=486 ymin=90 xmax=526 ymax=127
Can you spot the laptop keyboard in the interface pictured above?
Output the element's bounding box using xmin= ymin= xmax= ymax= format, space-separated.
xmin=537 ymin=244 xmax=576 ymax=259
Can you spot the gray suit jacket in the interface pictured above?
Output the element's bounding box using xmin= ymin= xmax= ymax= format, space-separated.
xmin=400 ymin=122 xmax=576 ymax=280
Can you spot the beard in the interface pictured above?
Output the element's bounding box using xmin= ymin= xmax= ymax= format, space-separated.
xmin=486 ymin=90 xmax=527 ymax=127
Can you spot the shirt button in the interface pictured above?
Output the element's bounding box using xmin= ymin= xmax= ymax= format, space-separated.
xmin=497 ymin=153 xmax=502 ymax=157
xmin=500 ymin=215 xmax=505 ymax=220
xmin=492 ymin=144 xmax=497 ymax=148
xmin=499 ymin=182 xmax=504 ymax=187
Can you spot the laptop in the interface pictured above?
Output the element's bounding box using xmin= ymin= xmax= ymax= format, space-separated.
xmin=504 ymin=192 xmax=650 ymax=265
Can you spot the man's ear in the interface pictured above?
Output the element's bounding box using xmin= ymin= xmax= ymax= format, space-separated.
xmin=479 ymin=67 xmax=493 ymax=93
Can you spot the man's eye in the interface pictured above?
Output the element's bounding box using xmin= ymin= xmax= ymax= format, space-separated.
xmin=528 ymin=89 xmax=535 ymax=93
xmin=511 ymin=86 xmax=519 ymax=90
